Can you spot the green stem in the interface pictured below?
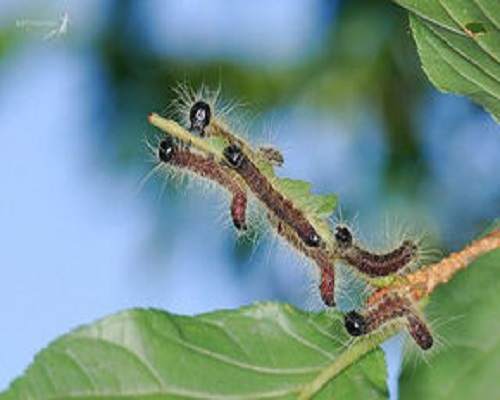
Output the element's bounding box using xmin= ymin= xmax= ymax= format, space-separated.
xmin=148 ymin=113 xmax=223 ymax=160
xmin=298 ymin=323 xmax=401 ymax=400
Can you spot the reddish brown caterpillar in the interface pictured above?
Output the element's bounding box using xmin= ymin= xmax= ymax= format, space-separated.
xmin=344 ymin=292 xmax=433 ymax=350
xmin=223 ymin=144 xmax=321 ymax=248
xmin=269 ymin=213 xmax=336 ymax=306
xmin=158 ymin=135 xmax=247 ymax=231
xmin=334 ymin=226 xmax=418 ymax=277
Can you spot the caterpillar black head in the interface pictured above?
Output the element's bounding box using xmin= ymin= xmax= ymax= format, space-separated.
xmin=223 ymin=144 xmax=245 ymax=169
xmin=306 ymin=232 xmax=321 ymax=248
xmin=335 ymin=226 xmax=353 ymax=248
xmin=189 ymin=100 xmax=211 ymax=136
xmin=158 ymin=135 xmax=176 ymax=163
xmin=344 ymin=311 xmax=367 ymax=336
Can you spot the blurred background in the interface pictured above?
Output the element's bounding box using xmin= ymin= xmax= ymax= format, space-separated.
xmin=0 ymin=0 xmax=499 ymax=397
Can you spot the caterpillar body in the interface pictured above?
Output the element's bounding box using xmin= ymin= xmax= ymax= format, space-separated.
xmin=223 ymin=144 xmax=322 ymax=248
xmin=334 ymin=226 xmax=419 ymax=277
xmin=344 ymin=292 xmax=433 ymax=350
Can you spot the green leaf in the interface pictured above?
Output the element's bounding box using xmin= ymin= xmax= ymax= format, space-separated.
xmin=206 ymin=136 xmax=230 ymax=153
xmin=1 ymin=303 xmax=387 ymax=400
xmin=277 ymin=178 xmax=313 ymax=200
xmin=399 ymin=248 xmax=500 ymax=399
xmin=395 ymin=0 xmax=500 ymax=121
xmin=273 ymin=179 xmax=337 ymax=220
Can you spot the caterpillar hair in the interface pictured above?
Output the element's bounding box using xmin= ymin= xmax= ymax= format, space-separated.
xmin=170 ymin=84 xmax=229 ymax=138
xmin=224 ymin=144 xmax=322 ymax=248
xmin=344 ymin=292 xmax=433 ymax=350
xmin=158 ymin=135 xmax=248 ymax=231
xmin=334 ymin=226 xmax=419 ymax=277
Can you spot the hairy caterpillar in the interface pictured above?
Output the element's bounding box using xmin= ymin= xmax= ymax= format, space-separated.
xmin=334 ymin=226 xmax=419 ymax=277
xmin=158 ymin=135 xmax=248 ymax=230
xmin=223 ymin=144 xmax=322 ymax=248
xmin=150 ymin=88 xmax=434 ymax=314
xmin=344 ymin=292 xmax=433 ymax=350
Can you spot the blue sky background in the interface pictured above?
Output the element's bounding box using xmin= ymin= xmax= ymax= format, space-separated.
xmin=0 ymin=1 xmax=499 ymax=398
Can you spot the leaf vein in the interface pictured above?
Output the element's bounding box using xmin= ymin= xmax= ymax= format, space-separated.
xmin=438 ymin=0 xmax=500 ymax=63
xmin=426 ymin=23 xmax=500 ymax=84
xmin=472 ymin=0 xmax=500 ymax=29
xmin=422 ymin=21 xmax=500 ymax=100
xmin=276 ymin=317 xmax=334 ymax=362
xmin=147 ymin=318 xmax=324 ymax=375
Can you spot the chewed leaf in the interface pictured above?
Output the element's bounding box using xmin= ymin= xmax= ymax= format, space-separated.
xmin=278 ymin=178 xmax=313 ymax=199
xmin=256 ymin=158 xmax=276 ymax=180
xmin=256 ymin=160 xmax=338 ymax=222
xmin=306 ymin=193 xmax=338 ymax=219
xmin=0 ymin=303 xmax=387 ymax=400
xmin=275 ymin=177 xmax=337 ymax=222
xmin=395 ymin=0 xmax=500 ymax=121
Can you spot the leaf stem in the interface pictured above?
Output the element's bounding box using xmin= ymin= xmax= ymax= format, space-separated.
xmin=298 ymin=323 xmax=401 ymax=400
xmin=148 ymin=113 xmax=223 ymax=160
xmin=407 ymin=228 xmax=500 ymax=299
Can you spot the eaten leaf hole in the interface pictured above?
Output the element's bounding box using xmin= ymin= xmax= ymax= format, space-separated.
xmin=464 ymin=22 xmax=486 ymax=37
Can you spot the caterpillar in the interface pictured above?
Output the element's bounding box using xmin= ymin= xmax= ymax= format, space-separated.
xmin=343 ymin=292 xmax=433 ymax=350
xmin=223 ymin=143 xmax=322 ymax=248
xmin=151 ymin=90 xmax=431 ymax=314
xmin=158 ymin=135 xmax=248 ymax=231
xmin=334 ymin=226 xmax=419 ymax=277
